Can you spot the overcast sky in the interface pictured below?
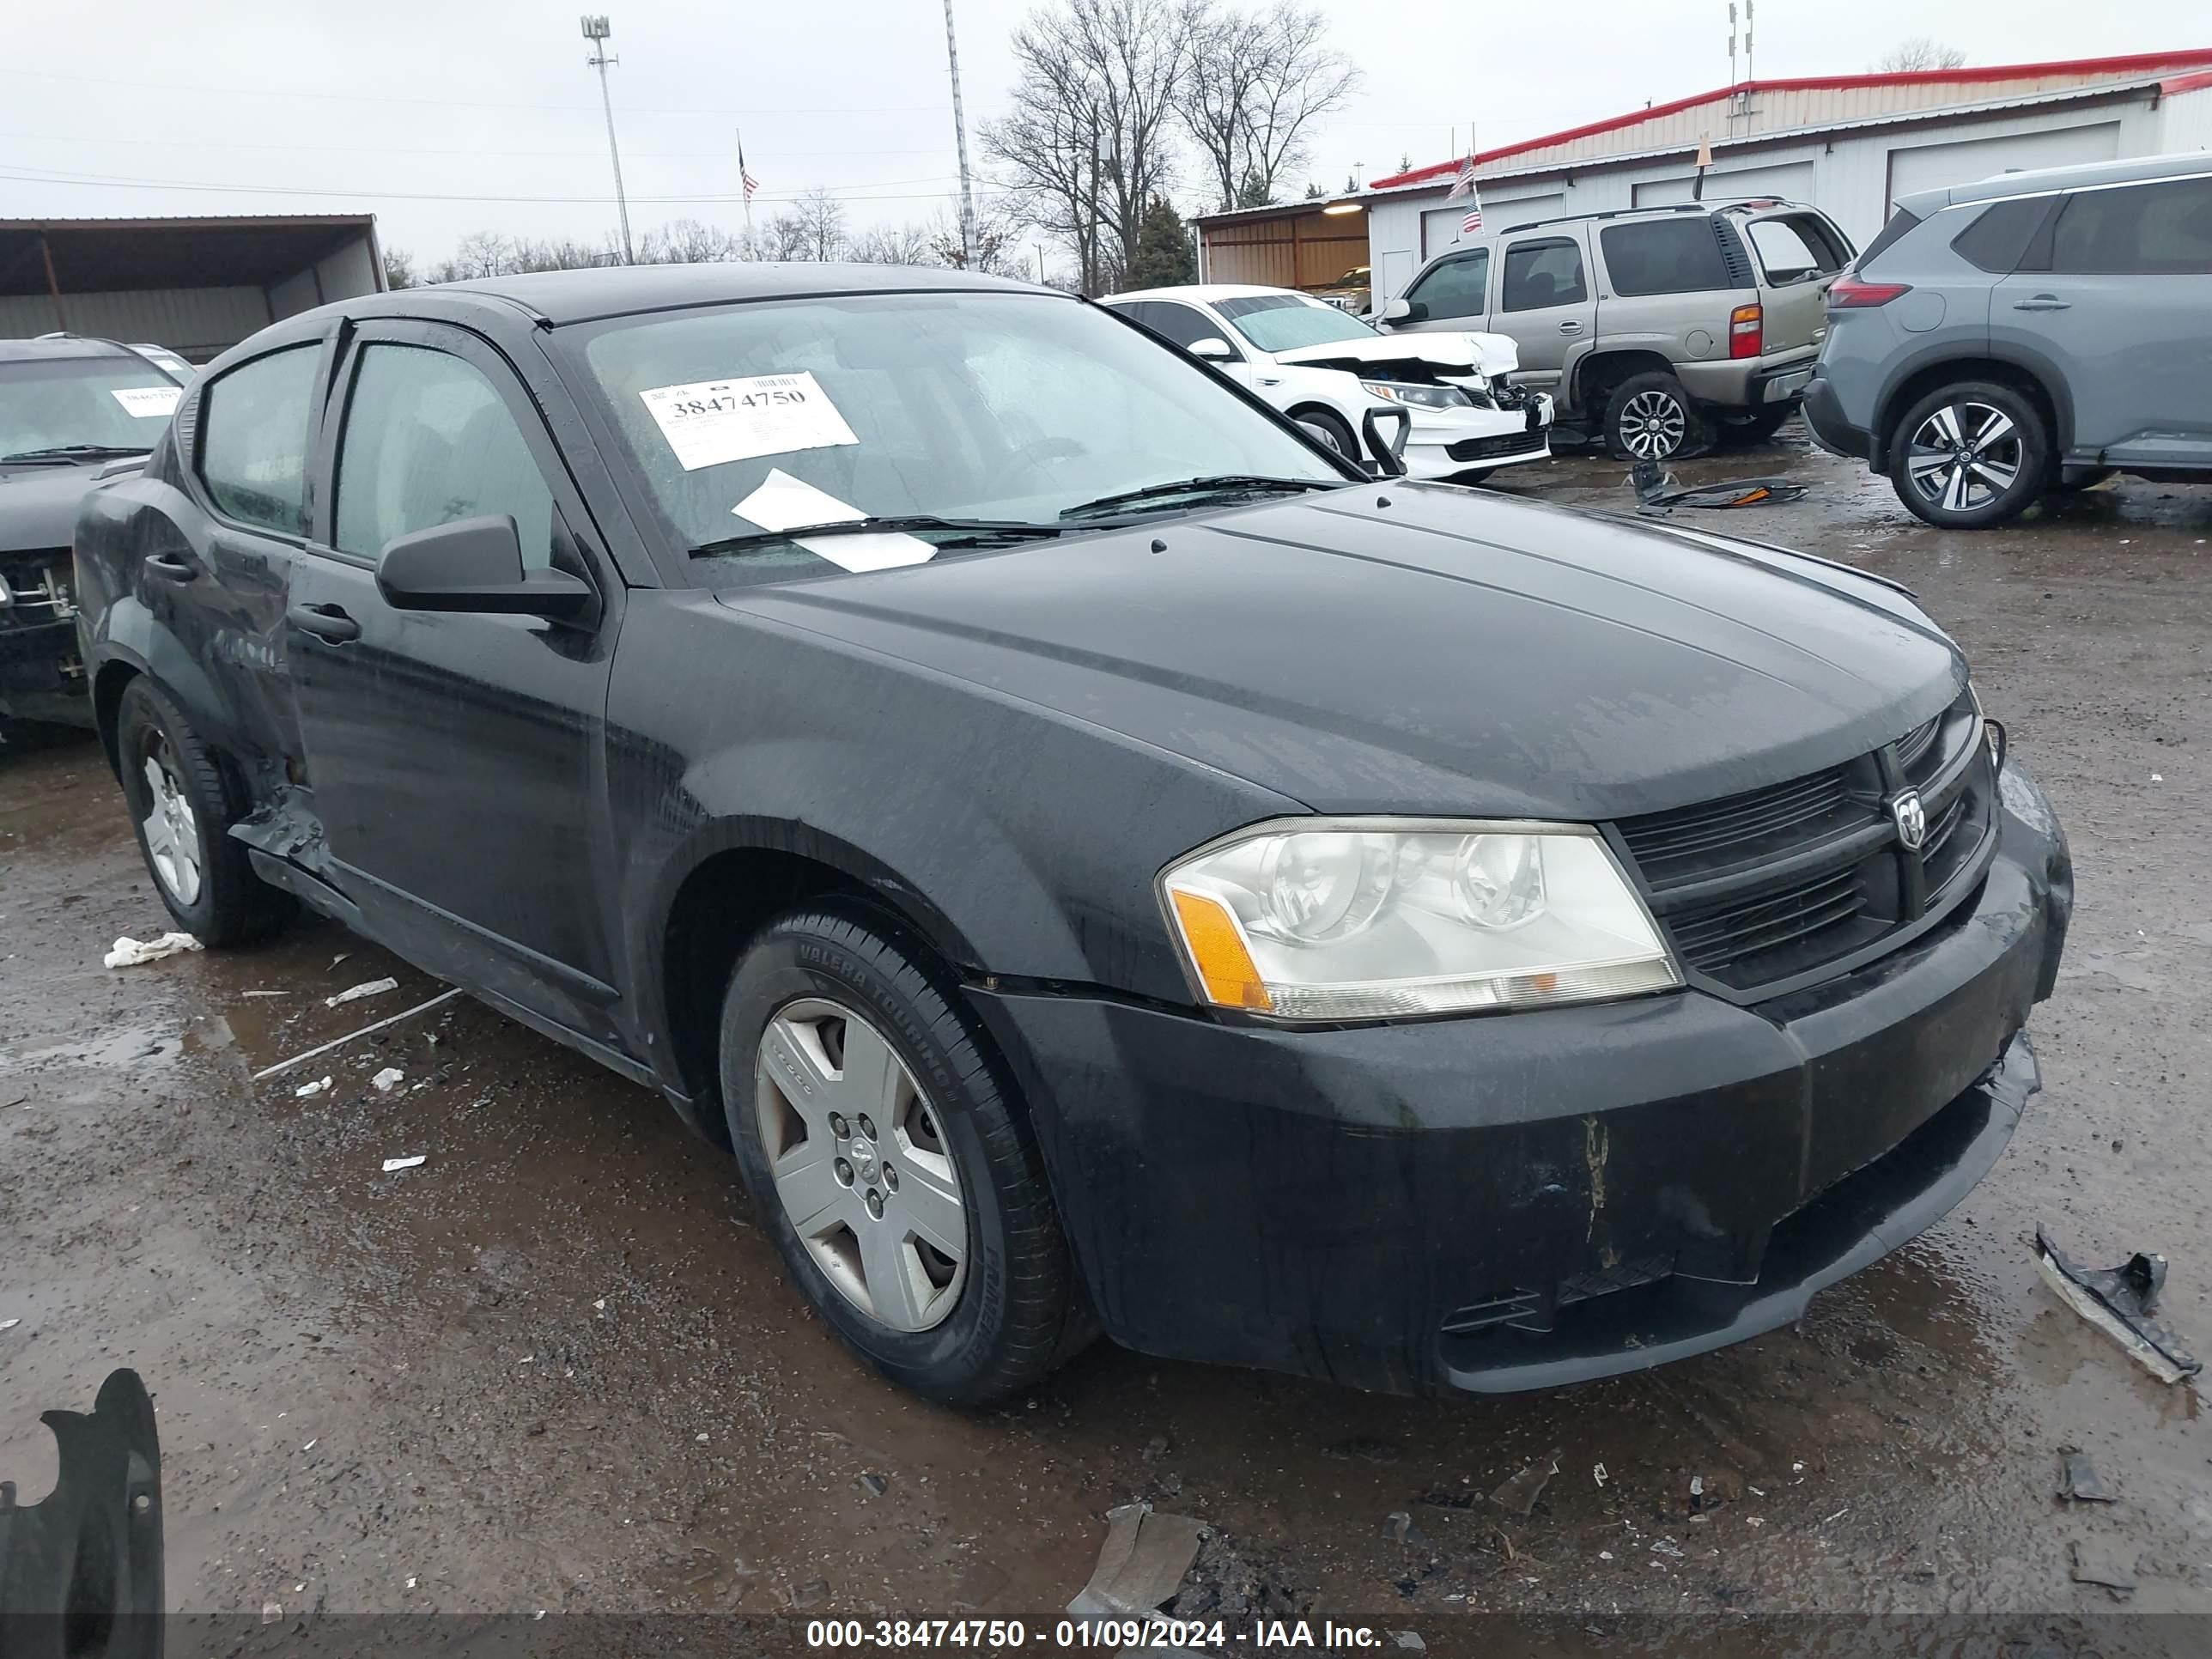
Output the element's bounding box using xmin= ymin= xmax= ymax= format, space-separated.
xmin=3 ymin=0 xmax=2199 ymax=265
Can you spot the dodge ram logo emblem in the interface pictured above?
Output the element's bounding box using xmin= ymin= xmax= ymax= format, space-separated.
xmin=1891 ymin=788 xmax=1928 ymax=852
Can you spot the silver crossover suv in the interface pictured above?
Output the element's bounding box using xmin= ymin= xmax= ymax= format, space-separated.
xmin=1803 ymin=152 xmax=2212 ymax=528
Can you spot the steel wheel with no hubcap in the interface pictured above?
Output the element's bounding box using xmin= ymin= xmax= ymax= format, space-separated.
xmin=1619 ymin=390 xmax=1688 ymax=459
xmin=139 ymin=744 xmax=203 ymax=907
xmin=1904 ymin=401 xmax=2023 ymax=515
xmin=754 ymin=998 xmax=967 ymax=1333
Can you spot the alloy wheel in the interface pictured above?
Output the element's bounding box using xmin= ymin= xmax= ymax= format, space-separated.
xmin=139 ymin=744 xmax=203 ymax=907
xmin=1618 ymin=390 xmax=1689 ymax=459
xmin=1903 ymin=401 xmax=2024 ymax=515
xmin=754 ymin=998 xmax=967 ymax=1332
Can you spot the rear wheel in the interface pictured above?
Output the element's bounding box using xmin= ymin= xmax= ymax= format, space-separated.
xmin=115 ymin=678 xmax=293 ymax=946
xmin=720 ymin=905 xmax=1091 ymax=1404
xmin=1603 ymin=371 xmax=1706 ymax=462
xmin=1887 ymin=381 xmax=2047 ymax=528
xmin=1292 ymin=408 xmax=1358 ymax=460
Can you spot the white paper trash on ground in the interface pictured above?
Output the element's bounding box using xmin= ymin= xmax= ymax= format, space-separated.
xmin=104 ymin=933 xmax=202 ymax=969
xmin=294 ymin=1076 xmax=333 ymax=1098
xmin=731 ymin=469 xmax=934 ymax=574
xmin=372 ymin=1067 xmax=405 ymax=1093
xmin=381 ymin=1155 xmax=427 ymax=1173
xmin=326 ymin=977 xmax=398 ymax=1009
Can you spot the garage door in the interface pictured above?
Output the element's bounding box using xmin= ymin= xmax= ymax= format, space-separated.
xmin=1886 ymin=122 xmax=2120 ymax=204
xmin=1633 ymin=160 xmax=1815 ymax=209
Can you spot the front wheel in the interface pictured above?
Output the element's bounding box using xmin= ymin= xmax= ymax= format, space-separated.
xmin=1603 ymin=371 xmax=1707 ymax=462
xmin=1292 ymin=408 xmax=1358 ymax=460
xmin=1887 ymin=381 xmax=2047 ymax=528
xmin=115 ymin=678 xmax=293 ymax=946
xmin=720 ymin=906 xmax=1091 ymax=1404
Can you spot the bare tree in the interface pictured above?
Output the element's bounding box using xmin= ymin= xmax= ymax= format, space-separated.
xmin=639 ymin=218 xmax=745 ymax=264
xmin=847 ymin=221 xmax=938 ymax=265
xmin=984 ymin=0 xmax=1199 ymax=294
xmin=1872 ymin=37 xmax=1966 ymax=72
xmin=1180 ymin=2 xmax=1358 ymax=214
xmin=925 ymin=198 xmax=1028 ymax=276
xmin=381 ymin=246 xmax=418 ymax=289
xmin=781 ymin=187 xmax=850 ymax=261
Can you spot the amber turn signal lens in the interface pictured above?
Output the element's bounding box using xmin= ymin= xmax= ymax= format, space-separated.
xmin=1167 ymin=888 xmax=1273 ymax=1012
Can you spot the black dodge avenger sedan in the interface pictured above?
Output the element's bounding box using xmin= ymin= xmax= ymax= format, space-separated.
xmin=75 ymin=264 xmax=2070 ymax=1403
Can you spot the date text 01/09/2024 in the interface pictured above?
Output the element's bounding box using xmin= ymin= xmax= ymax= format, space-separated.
xmin=804 ymin=1618 xmax=1403 ymax=1649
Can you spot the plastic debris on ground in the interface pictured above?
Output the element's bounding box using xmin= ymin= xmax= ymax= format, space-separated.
xmin=381 ymin=1155 xmax=427 ymax=1174
xmin=326 ymin=977 xmax=399 ymax=1009
xmin=1629 ymin=460 xmax=1809 ymax=512
xmin=103 ymin=933 xmax=202 ymax=969
xmin=2069 ymin=1540 xmax=2136 ymax=1593
xmin=2057 ymin=1450 xmax=2114 ymax=1503
xmin=1066 ymin=1502 xmax=1207 ymax=1621
xmin=2033 ymin=1223 xmax=2202 ymax=1383
xmin=372 ymin=1067 xmax=405 ymax=1093
xmin=294 ymin=1077 xmax=332 ymax=1098
xmin=0 ymin=1319 xmax=19 ymax=1333
xmin=1488 ymin=1447 xmax=1561 ymax=1516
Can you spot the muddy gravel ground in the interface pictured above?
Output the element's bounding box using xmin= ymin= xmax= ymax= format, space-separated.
xmin=4 ymin=431 xmax=2209 ymax=1636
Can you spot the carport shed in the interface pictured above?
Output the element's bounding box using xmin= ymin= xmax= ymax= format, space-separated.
xmin=0 ymin=215 xmax=386 ymax=362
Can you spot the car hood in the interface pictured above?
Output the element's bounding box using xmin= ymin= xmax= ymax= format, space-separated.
xmin=0 ymin=465 xmax=101 ymax=553
xmin=719 ymin=483 xmax=1964 ymax=822
xmin=1269 ymin=331 xmax=1519 ymax=378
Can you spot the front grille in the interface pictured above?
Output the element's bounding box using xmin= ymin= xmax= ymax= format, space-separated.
xmin=1446 ymin=430 xmax=1543 ymax=462
xmin=1612 ymin=690 xmax=1995 ymax=999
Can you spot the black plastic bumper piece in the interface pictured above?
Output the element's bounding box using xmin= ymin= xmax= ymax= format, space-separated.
xmin=970 ymin=766 xmax=2069 ymax=1396
xmin=1802 ymin=373 xmax=1874 ymax=464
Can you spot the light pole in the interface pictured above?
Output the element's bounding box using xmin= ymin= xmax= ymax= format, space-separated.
xmin=941 ymin=0 xmax=978 ymax=268
xmin=580 ymin=15 xmax=635 ymax=264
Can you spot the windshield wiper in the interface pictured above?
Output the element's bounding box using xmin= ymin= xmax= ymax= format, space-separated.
xmin=1 ymin=444 xmax=153 ymax=464
xmin=690 ymin=514 xmax=1079 ymax=558
xmin=1057 ymin=475 xmax=1341 ymax=521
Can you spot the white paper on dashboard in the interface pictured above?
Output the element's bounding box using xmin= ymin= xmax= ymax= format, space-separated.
xmin=111 ymin=386 xmax=183 ymax=418
xmin=730 ymin=468 xmax=934 ymax=574
xmin=639 ymin=370 xmax=859 ymax=471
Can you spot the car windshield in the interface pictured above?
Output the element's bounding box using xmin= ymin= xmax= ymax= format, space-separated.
xmin=573 ymin=289 xmax=1349 ymax=578
xmin=0 ymin=356 xmax=181 ymax=460
xmin=1214 ymin=295 xmax=1381 ymax=352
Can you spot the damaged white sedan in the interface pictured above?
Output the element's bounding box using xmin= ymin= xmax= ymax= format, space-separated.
xmin=1102 ymin=283 xmax=1553 ymax=483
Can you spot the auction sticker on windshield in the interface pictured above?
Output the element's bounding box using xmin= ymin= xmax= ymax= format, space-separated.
xmin=111 ymin=386 xmax=183 ymax=418
xmin=640 ymin=371 xmax=859 ymax=471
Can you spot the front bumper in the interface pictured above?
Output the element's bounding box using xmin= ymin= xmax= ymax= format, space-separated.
xmin=0 ymin=617 xmax=91 ymax=726
xmin=1400 ymin=393 xmax=1553 ymax=480
xmin=972 ymin=763 xmax=2070 ymax=1396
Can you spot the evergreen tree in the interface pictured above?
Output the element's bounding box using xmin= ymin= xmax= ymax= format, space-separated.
xmin=1124 ymin=198 xmax=1195 ymax=288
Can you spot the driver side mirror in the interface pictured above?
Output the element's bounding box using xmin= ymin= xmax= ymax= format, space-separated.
xmin=376 ymin=515 xmax=594 ymax=622
xmin=1188 ymin=337 xmax=1237 ymax=362
xmin=1380 ymin=297 xmax=1423 ymax=325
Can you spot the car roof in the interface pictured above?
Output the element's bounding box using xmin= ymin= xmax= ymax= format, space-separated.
xmin=1099 ymin=283 xmax=1316 ymax=304
xmin=1895 ymin=149 xmax=2212 ymax=217
xmin=370 ymin=261 xmax=1061 ymax=325
xmin=0 ymin=334 xmax=142 ymax=364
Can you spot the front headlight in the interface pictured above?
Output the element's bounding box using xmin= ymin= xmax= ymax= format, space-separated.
xmin=1160 ymin=818 xmax=1680 ymax=1021
xmin=1360 ymin=380 xmax=1472 ymax=410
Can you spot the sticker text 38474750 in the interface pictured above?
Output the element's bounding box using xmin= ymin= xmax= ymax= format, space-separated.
xmin=639 ymin=370 xmax=859 ymax=471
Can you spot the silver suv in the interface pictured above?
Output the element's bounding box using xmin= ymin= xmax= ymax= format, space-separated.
xmin=1803 ymin=152 xmax=2212 ymax=528
xmin=1376 ymin=199 xmax=1854 ymax=461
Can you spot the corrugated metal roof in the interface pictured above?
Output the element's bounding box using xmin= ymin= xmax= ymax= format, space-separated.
xmin=1367 ymin=46 xmax=2212 ymax=190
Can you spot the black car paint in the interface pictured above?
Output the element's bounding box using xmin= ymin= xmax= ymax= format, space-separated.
xmin=74 ymin=266 xmax=2071 ymax=1396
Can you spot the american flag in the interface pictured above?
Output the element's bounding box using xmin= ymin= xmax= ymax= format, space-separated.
xmin=742 ymin=167 xmax=761 ymax=203
xmin=1462 ymin=195 xmax=1484 ymax=235
xmin=1444 ymin=155 xmax=1476 ymax=203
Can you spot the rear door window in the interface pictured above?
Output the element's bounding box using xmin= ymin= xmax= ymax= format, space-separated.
xmin=332 ymin=343 xmax=556 ymax=568
xmin=1746 ymin=215 xmax=1848 ymax=283
xmin=1405 ymin=250 xmax=1488 ymax=319
xmin=2048 ymin=178 xmax=2212 ymax=275
xmin=1599 ymin=219 xmax=1730 ymax=295
xmin=1500 ymin=238 xmax=1588 ymax=311
xmin=197 ymin=345 xmax=319 ymax=537
xmin=1143 ymin=301 xmax=1236 ymax=354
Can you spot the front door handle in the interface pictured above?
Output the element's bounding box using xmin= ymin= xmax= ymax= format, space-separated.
xmin=2012 ymin=295 xmax=2070 ymax=311
xmin=143 ymin=550 xmax=198 ymax=582
xmin=289 ymin=603 xmax=360 ymax=644
xmin=1559 ymin=320 xmax=1583 ymax=332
